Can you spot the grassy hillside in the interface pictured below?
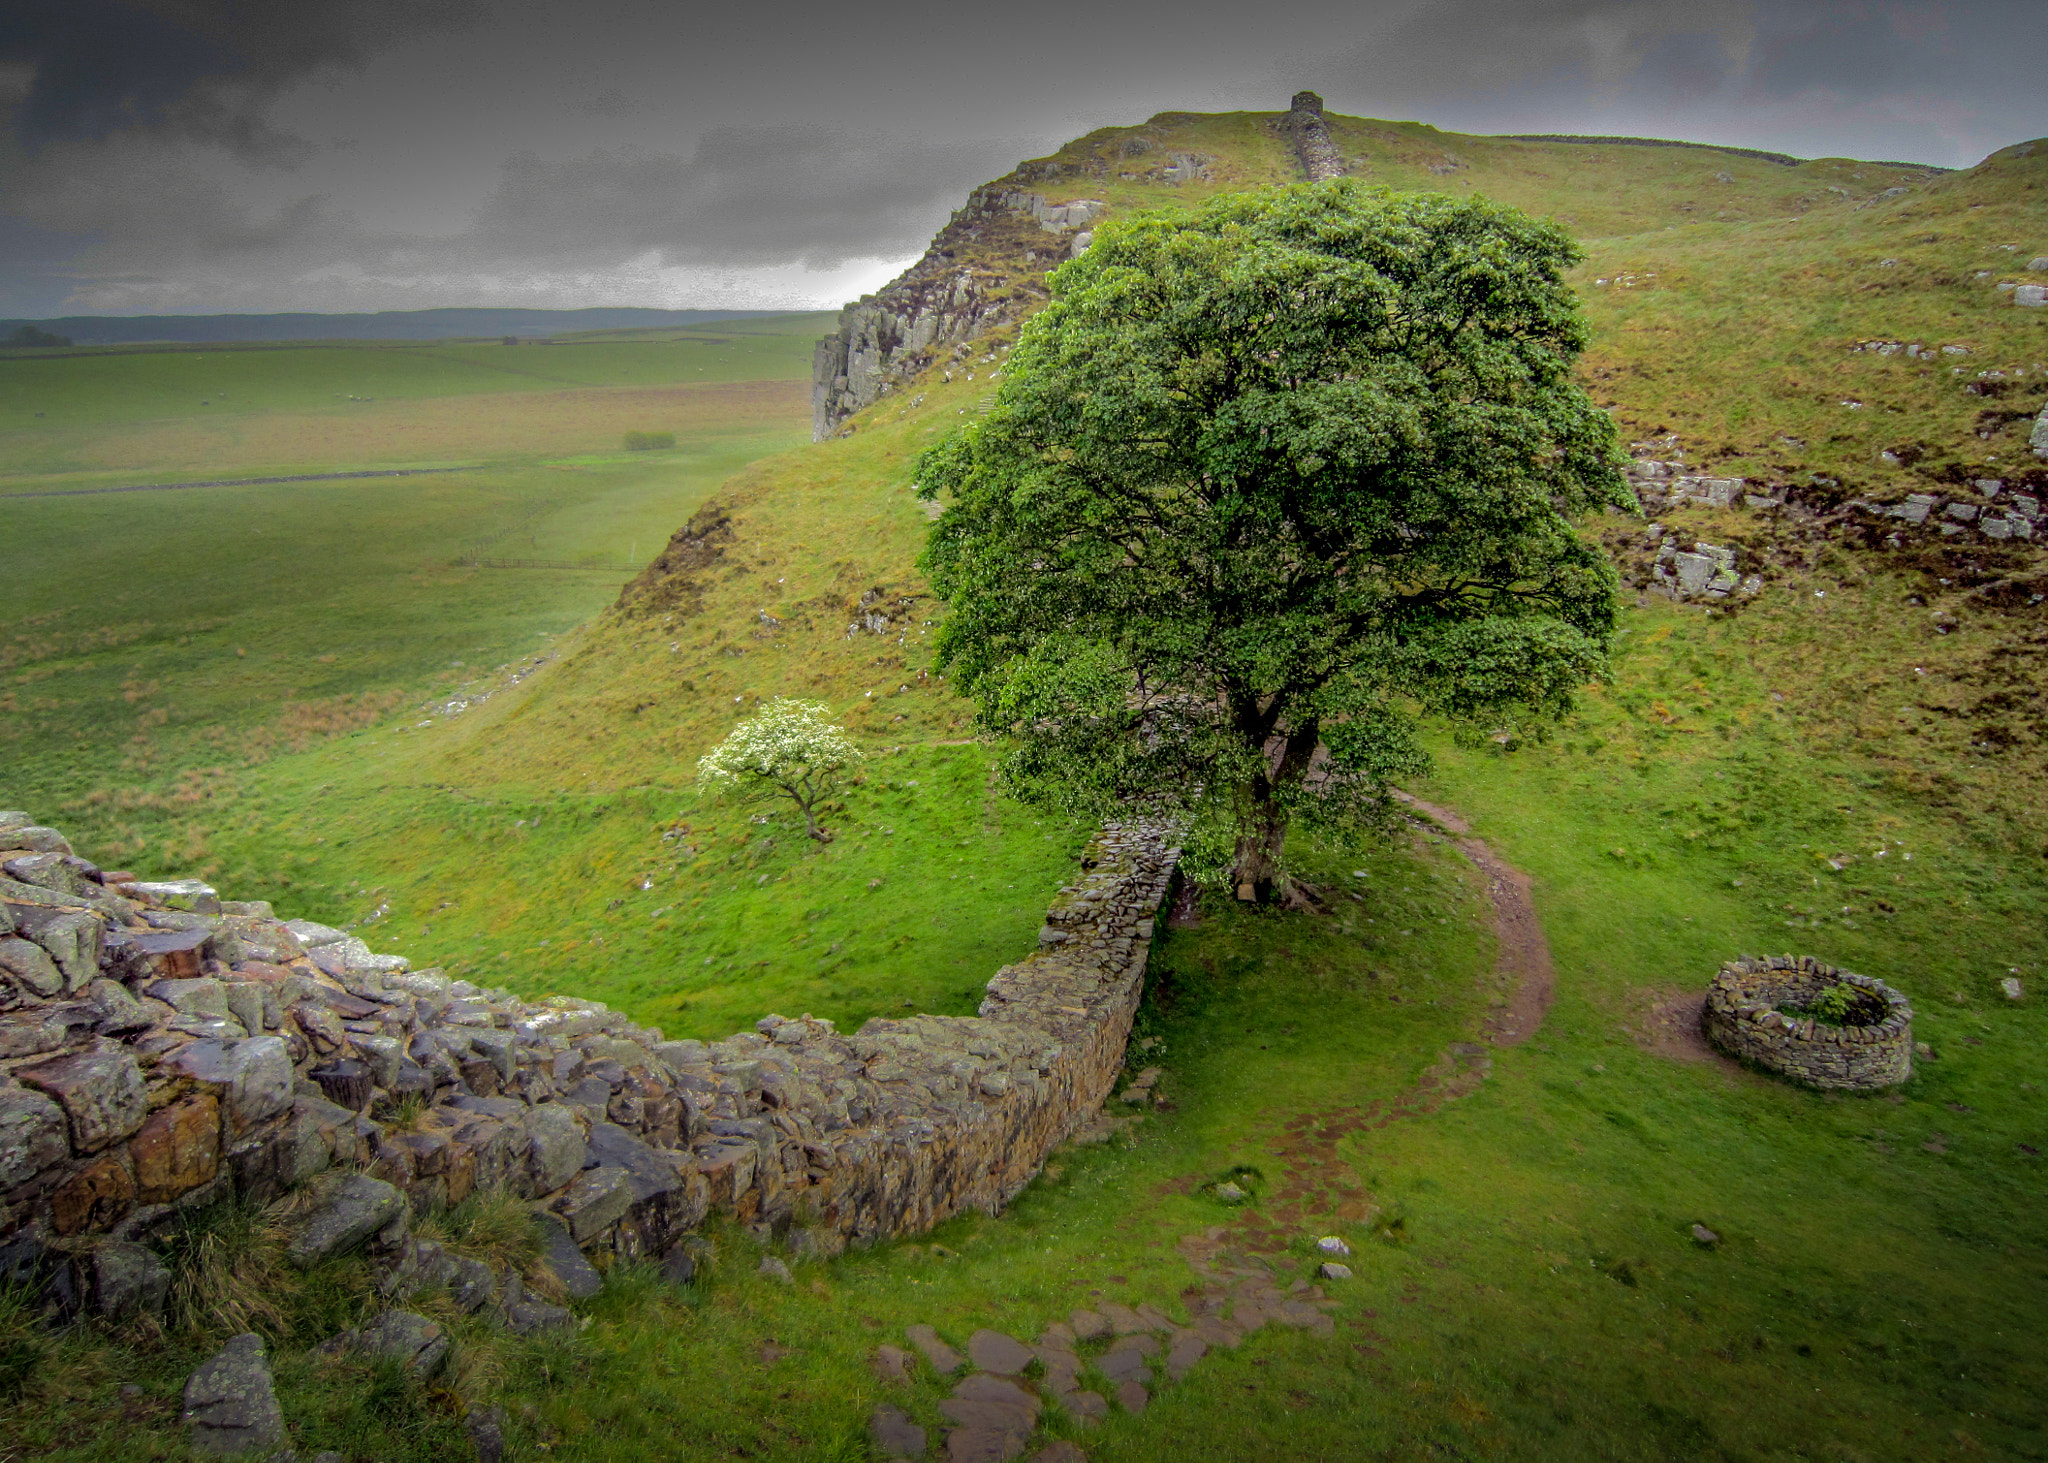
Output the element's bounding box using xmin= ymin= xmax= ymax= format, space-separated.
xmin=5 ymin=109 xmax=2047 ymax=1463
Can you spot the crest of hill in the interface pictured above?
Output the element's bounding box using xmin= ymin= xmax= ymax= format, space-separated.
xmin=406 ymin=107 xmax=2048 ymax=851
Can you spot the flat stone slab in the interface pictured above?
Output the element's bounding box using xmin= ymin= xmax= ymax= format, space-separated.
xmin=1068 ymin=1309 xmax=1110 ymax=1341
xmin=287 ymin=1173 xmax=403 ymax=1268
xmin=1115 ymin=1379 xmax=1148 ymax=1414
xmin=908 ymin=1323 xmax=966 ymax=1375
xmin=872 ymin=1343 xmax=913 ymax=1385
xmin=967 ymin=1328 xmax=1035 ymax=1375
xmin=1053 ymin=1389 xmax=1107 ymax=1423
xmin=869 ymin=1403 xmax=927 ymax=1457
xmin=1032 ymin=1445 xmax=1088 ymax=1463
xmin=182 ymin=1333 xmax=285 ymax=1456
xmin=939 ymin=1373 xmax=1040 ymax=1439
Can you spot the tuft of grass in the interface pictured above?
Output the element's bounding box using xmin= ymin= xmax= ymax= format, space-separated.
xmin=157 ymin=1194 xmax=301 ymax=1340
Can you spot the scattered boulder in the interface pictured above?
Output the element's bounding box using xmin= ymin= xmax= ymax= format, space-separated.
xmin=87 ymin=1239 xmax=171 ymax=1322
xmin=182 ymin=1333 xmax=286 ymax=1456
xmin=347 ymin=1309 xmax=450 ymax=1375
xmin=757 ymin=1255 xmax=794 ymax=1284
xmin=286 ymin=1173 xmax=404 ymax=1268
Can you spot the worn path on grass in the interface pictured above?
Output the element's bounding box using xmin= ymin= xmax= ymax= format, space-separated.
xmin=877 ymin=795 xmax=1559 ymax=1461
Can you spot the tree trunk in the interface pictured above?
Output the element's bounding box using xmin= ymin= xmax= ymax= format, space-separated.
xmin=1228 ymin=716 xmax=1319 ymax=902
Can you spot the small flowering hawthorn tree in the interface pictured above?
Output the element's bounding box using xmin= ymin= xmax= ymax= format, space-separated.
xmin=695 ymin=698 xmax=863 ymax=843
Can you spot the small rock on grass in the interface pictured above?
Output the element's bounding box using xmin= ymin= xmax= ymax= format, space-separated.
xmin=758 ymin=1256 xmax=793 ymax=1284
xmin=466 ymin=1406 xmax=507 ymax=1463
xmin=1315 ymin=1235 xmax=1351 ymax=1257
xmin=182 ymin=1333 xmax=285 ymax=1457
xmin=1116 ymin=1379 xmax=1149 ymax=1414
xmin=1317 ymin=1262 xmax=1353 ymax=1281
xmin=1068 ymin=1309 xmax=1110 ymax=1342
xmin=872 ymin=1344 xmax=913 ymax=1385
xmin=1691 ymin=1224 xmax=1721 ymax=1247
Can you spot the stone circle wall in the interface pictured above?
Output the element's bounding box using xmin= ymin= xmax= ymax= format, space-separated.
xmin=0 ymin=809 xmax=1178 ymax=1306
xmin=1700 ymin=955 xmax=1912 ymax=1088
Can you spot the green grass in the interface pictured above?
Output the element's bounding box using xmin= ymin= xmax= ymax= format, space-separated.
xmin=5 ymin=108 xmax=2047 ymax=1463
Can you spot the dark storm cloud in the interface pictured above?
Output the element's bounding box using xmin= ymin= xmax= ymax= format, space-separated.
xmin=0 ymin=0 xmax=480 ymax=154
xmin=0 ymin=0 xmax=2041 ymax=315
xmin=469 ymin=127 xmax=1024 ymax=269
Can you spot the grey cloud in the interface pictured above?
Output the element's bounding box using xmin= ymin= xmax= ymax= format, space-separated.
xmin=467 ymin=125 xmax=1029 ymax=269
xmin=0 ymin=0 xmax=481 ymax=153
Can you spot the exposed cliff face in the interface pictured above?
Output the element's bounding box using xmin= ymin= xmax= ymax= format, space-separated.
xmin=810 ymin=183 xmax=1105 ymax=440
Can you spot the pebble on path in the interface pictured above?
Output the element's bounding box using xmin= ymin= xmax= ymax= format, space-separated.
xmin=869 ymin=1403 xmax=927 ymax=1458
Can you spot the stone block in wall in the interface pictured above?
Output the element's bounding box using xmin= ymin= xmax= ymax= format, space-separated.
xmin=18 ymin=1046 xmax=147 ymax=1154
xmin=525 ymin=1103 xmax=586 ymax=1194
xmin=86 ymin=1238 xmax=171 ymax=1323
xmin=11 ymin=907 xmax=100 ymax=991
xmin=0 ymin=1084 xmax=69 ymax=1187
xmin=129 ymin=1094 xmax=221 ymax=1203
xmin=162 ymin=1038 xmax=294 ymax=1135
xmin=52 ymin=1151 xmax=137 ymax=1235
xmin=0 ymin=936 xmax=64 ymax=998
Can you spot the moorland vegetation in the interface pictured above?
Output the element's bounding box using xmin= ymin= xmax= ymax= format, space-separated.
xmin=1 ymin=105 xmax=2045 ymax=1463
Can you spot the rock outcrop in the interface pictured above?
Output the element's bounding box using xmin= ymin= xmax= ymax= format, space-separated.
xmin=810 ymin=184 xmax=1104 ymax=440
xmin=0 ymin=809 xmax=1179 ymax=1313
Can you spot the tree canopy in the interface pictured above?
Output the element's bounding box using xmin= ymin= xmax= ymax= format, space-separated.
xmin=695 ymin=698 xmax=862 ymax=843
xmin=918 ymin=180 xmax=1635 ymax=899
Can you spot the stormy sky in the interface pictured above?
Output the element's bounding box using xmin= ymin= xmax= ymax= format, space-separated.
xmin=1 ymin=0 xmax=2039 ymax=318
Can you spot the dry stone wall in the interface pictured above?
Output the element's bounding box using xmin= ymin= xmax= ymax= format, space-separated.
xmin=0 ymin=809 xmax=1178 ymax=1306
xmin=1700 ymin=954 xmax=1913 ymax=1089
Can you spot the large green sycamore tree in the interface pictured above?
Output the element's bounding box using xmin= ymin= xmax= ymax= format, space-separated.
xmin=919 ymin=181 xmax=1634 ymax=900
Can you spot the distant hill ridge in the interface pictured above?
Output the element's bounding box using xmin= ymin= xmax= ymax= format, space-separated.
xmin=1490 ymin=133 xmax=1952 ymax=171
xmin=0 ymin=306 xmax=808 ymax=346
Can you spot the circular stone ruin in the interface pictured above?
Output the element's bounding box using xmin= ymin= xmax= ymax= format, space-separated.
xmin=1701 ymin=955 xmax=1913 ymax=1089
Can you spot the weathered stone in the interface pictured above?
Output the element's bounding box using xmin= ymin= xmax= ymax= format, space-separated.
xmin=873 ymin=1342 xmax=913 ymax=1385
xmin=554 ymin=1164 xmax=634 ymax=1242
xmin=503 ymin=1292 xmax=575 ymax=1334
xmin=1069 ymin=1309 xmax=1110 ymax=1342
xmin=870 ymin=1403 xmax=927 ymax=1458
xmin=908 ymin=1323 xmax=966 ymax=1375
xmin=1054 ymin=1390 xmax=1108 ymax=1423
xmin=758 ymin=1255 xmax=794 ymax=1284
xmin=967 ymin=1329 xmax=1035 ymax=1375
xmin=1115 ymin=1380 xmax=1148 ymax=1414
xmin=467 ymin=1406 xmax=508 ymax=1463
xmin=11 ymin=907 xmax=100 ymax=991
xmin=182 ymin=1333 xmax=285 ymax=1456
xmin=1031 ymin=1443 xmax=1087 ymax=1463
xmin=350 ymin=1309 xmax=449 ymax=1375
xmin=1316 ymin=1261 xmax=1353 ymax=1281
xmin=18 ymin=1047 xmax=147 ymax=1153
xmin=0 ymin=824 xmax=71 ymax=856
xmin=532 ymin=1211 xmax=603 ymax=1298
xmin=526 ymin=1102 xmax=586 ymax=1192
xmin=0 ymin=935 xmax=63 ymax=997
xmin=52 ymin=1151 xmax=136 ymax=1234
xmin=162 ymin=1037 xmax=294 ymax=1132
xmin=89 ymin=1239 xmax=172 ymax=1322
xmin=287 ymin=1173 xmax=405 ymax=1267
xmin=129 ymin=1094 xmax=222 ymax=1202
xmin=1165 ymin=1331 xmax=1208 ymax=1379
xmin=0 ymin=1083 xmax=68 ymax=1186
xmin=939 ymin=1372 xmax=1040 ymax=1450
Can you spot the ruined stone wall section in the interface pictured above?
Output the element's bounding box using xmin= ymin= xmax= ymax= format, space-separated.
xmin=0 ymin=811 xmax=1178 ymax=1281
xmin=1700 ymin=954 xmax=1913 ymax=1088
xmin=1285 ymin=91 xmax=1344 ymax=183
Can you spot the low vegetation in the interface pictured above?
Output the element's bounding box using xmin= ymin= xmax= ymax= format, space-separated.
xmin=2 ymin=110 xmax=2044 ymax=1461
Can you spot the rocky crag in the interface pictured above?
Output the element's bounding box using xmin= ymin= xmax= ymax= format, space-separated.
xmin=0 ymin=809 xmax=1178 ymax=1326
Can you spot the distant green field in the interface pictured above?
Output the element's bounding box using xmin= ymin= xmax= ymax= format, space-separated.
xmin=0 ymin=318 xmax=830 ymax=485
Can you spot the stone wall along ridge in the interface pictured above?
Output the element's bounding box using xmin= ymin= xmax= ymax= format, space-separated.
xmin=1700 ymin=954 xmax=1913 ymax=1088
xmin=0 ymin=808 xmax=1179 ymax=1302
xmin=1285 ymin=91 xmax=1344 ymax=183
